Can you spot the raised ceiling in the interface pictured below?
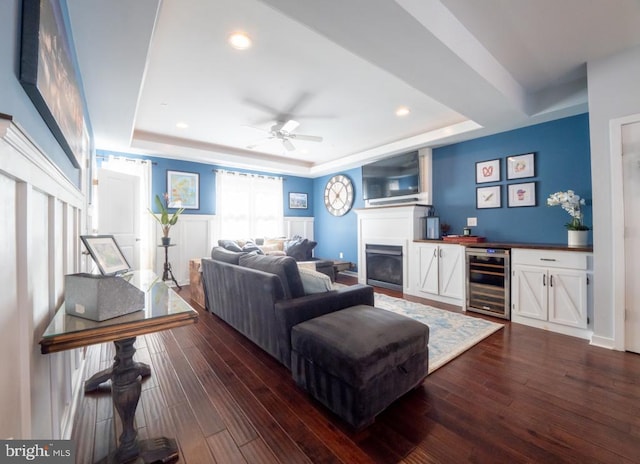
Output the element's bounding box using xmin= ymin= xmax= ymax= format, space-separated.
xmin=67 ymin=0 xmax=640 ymax=176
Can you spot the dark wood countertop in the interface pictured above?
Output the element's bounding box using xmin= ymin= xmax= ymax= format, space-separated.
xmin=413 ymin=238 xmax=593 ymax=252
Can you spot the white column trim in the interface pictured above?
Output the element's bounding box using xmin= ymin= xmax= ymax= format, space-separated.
xmin=609 ymin=112 xmax=640 ymax=350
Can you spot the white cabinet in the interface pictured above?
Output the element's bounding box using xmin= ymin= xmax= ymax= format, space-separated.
xmin=408 ymin=242 xmax=464 ymax=303
xmin=512 ymin=249 xmax=592 ymax=339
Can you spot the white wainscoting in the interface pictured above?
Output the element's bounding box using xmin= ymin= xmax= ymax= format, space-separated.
xmin=285 ymin=216 xmax=314 ymax=241
xmin=0 ymin=116 xmax=84 ymax=439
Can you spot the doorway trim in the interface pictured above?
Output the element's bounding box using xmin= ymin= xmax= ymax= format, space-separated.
xmin=610 ymin=112 xmax=640 ymax=351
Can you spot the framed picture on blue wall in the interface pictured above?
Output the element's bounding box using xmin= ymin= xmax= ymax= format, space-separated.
xmin=476 ymin=186 xmax=501 ymax=209
xmin=289 ymin=192 xmax=308 ymax=209
xmin=507 ymin=153 xmax=535 ymax=179
xmin=476 ymin=159 xmax=501 ymax=183
xmin=508 ymin=182 xmax=536 ymax=207
xmin=167 ymin=170 xmax=199 ymax=209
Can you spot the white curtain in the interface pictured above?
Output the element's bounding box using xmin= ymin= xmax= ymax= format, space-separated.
xmin=99 ymin=156 xmax=154 ymax=270
xmin=216 ymin=170 xmax=283 ymax=239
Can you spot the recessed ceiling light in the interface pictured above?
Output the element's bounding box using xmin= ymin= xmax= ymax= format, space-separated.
xmin=228 ymin=32 xmax=252 ymax=50
xmin=176 ymin=122 xmax=189 ymax=129
xmin=395 ymin=106 xmax=410 ymax=117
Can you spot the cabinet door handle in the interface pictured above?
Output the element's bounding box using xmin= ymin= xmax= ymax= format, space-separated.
xmin=543 ymin=274 xmax=546 ymax=286
xmin=439 ymin=249 xmax=443 ymax=258
xmin=550 ymin=275 xmax=554 ymax=287
xmin=433 ymin=249 xmax=437 ymax=258
xmin=540 ymin=258 xmax=557 ymax=262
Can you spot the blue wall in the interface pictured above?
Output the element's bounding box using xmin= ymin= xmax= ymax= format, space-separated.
xmin=97 ymin=150 xmax=314 ymax=217
xmin=149 ymin=157 xmax=216 ymax=214
xmin=285 ymin=176 xmax=314 ymax=216
xmin=432 ymin=113 xmax=591 ymax=244
xmin=312 ymin=167 xmax=363 ymax=265
xmin=313 ymin=113 xmax=592 ymax=267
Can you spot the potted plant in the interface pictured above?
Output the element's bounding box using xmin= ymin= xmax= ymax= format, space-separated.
xmin=149 ymin=193 xmax=184 ymax=245
xmin=546 ymin=190 xmax=590 ymax=246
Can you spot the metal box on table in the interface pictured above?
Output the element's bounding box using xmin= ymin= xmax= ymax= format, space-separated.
xmin=64 ymin=273 xmax=145 ymax=321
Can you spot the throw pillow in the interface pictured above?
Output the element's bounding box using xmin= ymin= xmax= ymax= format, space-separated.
xmin=298 ymin=266 xmax=333 ymax=294
xmin=284 ymin=237 xmax=317 ymax=261
xmin=305 ymin=240 xmax=318 ymax=260
xmin=218 ymin=239 xmax=243 ymax=252
xmin=242 ymin=240 xmax=263 ymax=254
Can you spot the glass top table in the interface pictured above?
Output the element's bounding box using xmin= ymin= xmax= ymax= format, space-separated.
xmin=40 ymin=270 xmax=198 ymax=354
xmin=39 ymin=270 xmax=198 ymax=463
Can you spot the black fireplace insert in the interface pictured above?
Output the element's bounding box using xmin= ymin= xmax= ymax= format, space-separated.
xmin=365 ymin=244 xmax=403 ymax=291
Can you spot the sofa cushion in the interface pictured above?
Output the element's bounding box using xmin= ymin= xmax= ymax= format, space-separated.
xmin=298 ymin=267 xmax=333 ymax=294
xmin=239 ymin=253 xmax=305 ymax=299
xmin=218 ymin=239 xmax=243 ymax=252
xmin=285 ymin=237 xmax=317 ymax=261
xmin=211 ymin=246 xmax=245 ymax=264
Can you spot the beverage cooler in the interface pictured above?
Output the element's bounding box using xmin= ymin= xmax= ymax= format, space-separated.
xmin=465 ymin=248 xmax=510 ymax=320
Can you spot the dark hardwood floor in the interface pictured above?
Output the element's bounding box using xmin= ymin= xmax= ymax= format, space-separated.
xmin=71 ymin=275 xmax=640 ymax=463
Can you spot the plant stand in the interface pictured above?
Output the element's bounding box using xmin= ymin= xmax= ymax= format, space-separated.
xmin=160 ymin=244 xmax=181 ymax=290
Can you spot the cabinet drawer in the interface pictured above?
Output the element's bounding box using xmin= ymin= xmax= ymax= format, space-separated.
xmin=512 ymin=249 xmax=588 ymax=270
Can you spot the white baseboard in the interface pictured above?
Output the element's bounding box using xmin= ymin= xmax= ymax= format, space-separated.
xmin=590 ymin=334 xmax=616 ymax=350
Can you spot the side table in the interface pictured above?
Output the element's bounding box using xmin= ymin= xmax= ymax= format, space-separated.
xmin=159 ymin=244 xmax=181 ymax=290
xmin=40 ymin=271 xmax=198 ymax=464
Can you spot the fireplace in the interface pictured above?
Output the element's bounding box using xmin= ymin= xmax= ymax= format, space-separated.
xmin=366 ymin=244 xmax=403 ymax=291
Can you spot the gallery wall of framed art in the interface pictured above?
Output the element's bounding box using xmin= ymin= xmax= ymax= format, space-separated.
xmin=474 ymin=152 xmax=537 ymax=210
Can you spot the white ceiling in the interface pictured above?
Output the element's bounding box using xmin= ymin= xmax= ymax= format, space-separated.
xmin=67 ymin=0 xmax=640 ymax=177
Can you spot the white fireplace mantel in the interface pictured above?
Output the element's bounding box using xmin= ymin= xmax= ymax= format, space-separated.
xmin=355 ymin=205 xmax=430 ymax=291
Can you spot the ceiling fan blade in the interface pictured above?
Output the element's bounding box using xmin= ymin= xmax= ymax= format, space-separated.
xmin=282 ymin=139 xmax=296 ymax=151
xmin=290 ymin=134 xmax=323 ymax=142
xmin=281 ymin=119 xmax=300 ymax=133
xmin=246 ymin=136 xmax=275 ymax=149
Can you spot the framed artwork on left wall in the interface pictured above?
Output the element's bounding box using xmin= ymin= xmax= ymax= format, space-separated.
xmin=19 ymin=0 xmax=91 ymax=169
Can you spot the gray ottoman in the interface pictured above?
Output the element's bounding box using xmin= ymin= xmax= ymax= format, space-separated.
xmin=291 ymin=305 xmax=429 ymax=429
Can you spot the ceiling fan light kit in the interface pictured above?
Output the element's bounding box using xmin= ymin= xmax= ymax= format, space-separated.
xmin=246 ymin=118 xmax=323 ymax=152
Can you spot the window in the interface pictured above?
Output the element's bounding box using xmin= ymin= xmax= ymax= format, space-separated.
xmin=216 ymin=170 xmax=283 ymax=239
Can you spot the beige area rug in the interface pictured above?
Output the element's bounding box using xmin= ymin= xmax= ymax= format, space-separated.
xmin=334 ymin=284 xmax=504 ymax=373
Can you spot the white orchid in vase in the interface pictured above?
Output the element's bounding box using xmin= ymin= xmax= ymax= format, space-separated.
xmin=546 ymin=190 xmax=590 ymax=231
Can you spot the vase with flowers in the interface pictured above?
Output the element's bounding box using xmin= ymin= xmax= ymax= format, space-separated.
xmin=546 ymin=190 xmax=590 ymax=247
xmin=149 ymin=193 xmax=184 ymax=246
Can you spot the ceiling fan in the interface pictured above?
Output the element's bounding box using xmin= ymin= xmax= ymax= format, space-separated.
xmin=246 ymin=119 xmax=323 ymax=151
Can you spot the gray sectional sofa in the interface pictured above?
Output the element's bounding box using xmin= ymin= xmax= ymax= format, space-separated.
xmin=201 ymin=246 xmax=429 ymax=429
xmin=201 ymin=247 xmax=374 ymax=368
